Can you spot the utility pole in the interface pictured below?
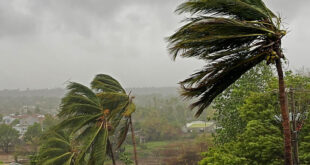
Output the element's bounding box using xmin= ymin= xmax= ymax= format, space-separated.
xmin=290 ymin=88 xmax=299 ymax=165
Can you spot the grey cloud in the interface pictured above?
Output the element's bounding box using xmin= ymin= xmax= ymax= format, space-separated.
xmin=266 ymin=0 xmax=310 ymax=22
xmin=0 ymin=1 xmax=37 ymax=37
xmin=0 ymin=0 xmax=309 ymax=89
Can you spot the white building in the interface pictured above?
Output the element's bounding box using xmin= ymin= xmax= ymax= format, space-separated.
xmin=13 ymin=124 xmax=28 ymax=135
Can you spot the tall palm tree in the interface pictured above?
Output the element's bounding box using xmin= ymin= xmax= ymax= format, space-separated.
xmin=167 ymin=0 xmax=291 ymax=164
xmin=56 ymin=74 xmax=136 ymax=164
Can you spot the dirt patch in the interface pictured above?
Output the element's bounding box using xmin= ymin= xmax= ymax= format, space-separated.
xmin=0 ymin=152 xmax=14 ymax=163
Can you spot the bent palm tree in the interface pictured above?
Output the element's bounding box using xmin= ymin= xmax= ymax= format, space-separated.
xmin=57 ymin=74 xmax=136 ymax=165
xmin=91 ymin=74 xmax=139 ymax=165
xmin=167 ymin=0 xmax=291 ymax=164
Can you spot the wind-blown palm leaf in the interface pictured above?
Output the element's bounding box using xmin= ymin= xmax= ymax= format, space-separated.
xmin=167 ymin=0 xmax=285 ymax=117
xmin=55 ymin=114 xmax=102 ymax=133
xmin=38 ymin=130 xmax=77 ymax=165
xmin=90 ymin=127 xmax=109 ymax=165
xmin=59 ymin=82 xmax=100 ymax=117
xmin=75 ymin=123 xmax=105 ymax=164
xmin=176 ymin=0 xmax=275 ymax=21
xmin=96 ymin=92 xmax=129 ymax=112
xmin=91 ymin=74 xmax=126 ymax=93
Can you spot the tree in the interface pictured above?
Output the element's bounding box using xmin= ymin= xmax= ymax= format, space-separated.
xmin=10 ymin=119 xmax=20 ymax=126
xmin=200 ymin=120 xmax=283 ymax=165
xmin=213 ymin=64 xmax=272 ymax=144
xmin=24 ymin=123 xmax=43 ymax=144
xmin=91 ymin=74 xmax=139 ymax=165
xmin=0 ymin=124 xmax=19 ymax=153
xmin=55 ymin=74 xmax=136 ymax=165
xmin=167 ymin=0 xmax=291 ymax=163
xmin=24 ymin=122 xmax=43 ymax=155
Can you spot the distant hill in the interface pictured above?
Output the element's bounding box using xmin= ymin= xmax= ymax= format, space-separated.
xmin=127 ymin=87 xmax=179 ymax=96
xmin=0 ymin=88 xmax=65 ymax=98
xmin=0 ymin=87 xmax=180 ymax=115
xmin=0 ymin=87 xmax=179 ymax=98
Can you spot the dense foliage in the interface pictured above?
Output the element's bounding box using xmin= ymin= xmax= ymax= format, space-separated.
xmin=212 ymin=64 xmax=272 ymax=143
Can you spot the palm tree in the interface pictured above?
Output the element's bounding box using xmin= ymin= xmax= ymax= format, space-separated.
xmin=167 ymin=0 xmax=291 ymax=164
xmin=91 ymin=74 xmax=139 ymax=165
xmin=38 ymin=130 xmax=77 ymax=165
xmin=56 ymin=74 xmax=137 ymax=164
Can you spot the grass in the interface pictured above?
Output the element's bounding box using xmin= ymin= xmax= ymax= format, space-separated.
xmin=124 ymin=141 xmax=171 ymax=158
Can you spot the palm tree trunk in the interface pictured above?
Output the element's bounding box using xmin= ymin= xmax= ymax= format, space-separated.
xmin=111 ymin=153 xmax=116 ymax=165
xmin=275 ymin=59 xmax=292 ymax=165
xmin=129 ymin=116 xmax=138 ymax=165
xmin=108 ymin=140 xmax=116 ymax=165
xmin=109 ymin=144 xmax=116 ymax=165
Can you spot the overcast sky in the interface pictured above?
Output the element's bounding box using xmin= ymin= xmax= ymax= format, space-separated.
xmin=0 ymin=0 xmax=309 ymax=90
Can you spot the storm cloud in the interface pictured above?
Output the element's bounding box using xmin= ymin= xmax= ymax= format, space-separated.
xmin=0 ymin=0 xmax=309 ymax=89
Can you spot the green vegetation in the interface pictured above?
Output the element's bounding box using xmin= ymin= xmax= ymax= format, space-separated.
xmin=24 ymin=123 xmax=42 ymax=144
xmin=0 ymin=124 xmax=19 ymax=153
xmin=197 ymin=65 xmax=310 ymax=164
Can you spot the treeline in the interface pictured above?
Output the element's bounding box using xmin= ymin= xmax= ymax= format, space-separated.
xmin=0 ymin=87 xmax=178 ymax=115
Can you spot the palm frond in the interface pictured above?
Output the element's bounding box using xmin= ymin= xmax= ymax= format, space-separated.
xmin=67 ymin=82 xmax=99 ymax=103
xmin=96 ymin=92 xmax=129 ymax=111
xmin=55 ymin=114 xmax=101 ymax=132
xmin=91 ymin=74 xmax=126 ymax=93
xmin=42 ymin=152 xmax=72 ymax=165
xmin=181 ymin=49 xmax=268 ymax=117
xmin=168 ymin=17 xmax=271 ymax=60
xmin=76 ymin=123 xmax=104 ymax=164
xmin=89 ymin=127 xmax=109 ymax=165
xmin=38 ymin=130 xmax=76 ymax=165
xmin=176 ymin=0 xmax=275 ymax=21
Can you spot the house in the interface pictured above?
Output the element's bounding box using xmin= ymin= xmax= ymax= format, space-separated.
xmin=18 ymin=114 xmax=45 ymax=126
xmin=183 ymin=121 xmax=215 ymax=133
xmin=2 ymin=114 xmax=17 ymax=124
xmin=2 ymin=113 xmax=45 ymax=136
xmin=13 ymin=124 xmax=28 ymax=135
